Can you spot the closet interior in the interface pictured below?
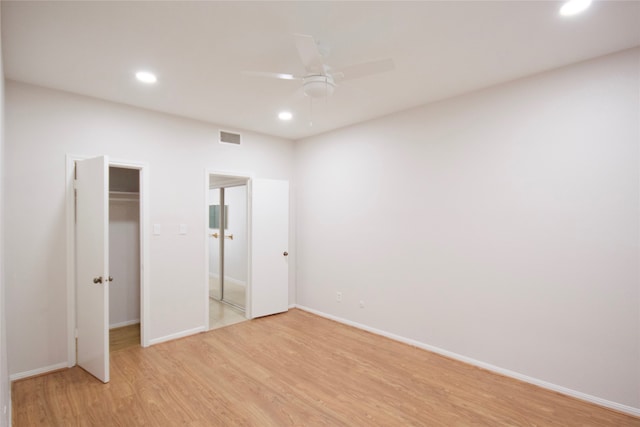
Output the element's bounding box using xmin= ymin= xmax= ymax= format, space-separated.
xmin=108 ymin=166 xmax=141 ymax=352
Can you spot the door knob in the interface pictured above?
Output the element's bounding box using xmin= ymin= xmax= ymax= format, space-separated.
xmin=283 ymin=251 xmax=289 ymax=256
xmin=93 ymin=276 xmax=103 ymax=284
xmin=108 ymin=276 xmax=114 ymax=282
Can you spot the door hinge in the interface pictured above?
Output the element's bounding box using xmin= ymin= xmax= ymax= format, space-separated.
xmin=73 ymin=179 xmax=78 ymax=224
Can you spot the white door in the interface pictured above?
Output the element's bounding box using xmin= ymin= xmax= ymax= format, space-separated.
xmin=76 ymin=155 xmax=110 ymax=383
xmin=250 ymin=179 xmax=289 ymax=318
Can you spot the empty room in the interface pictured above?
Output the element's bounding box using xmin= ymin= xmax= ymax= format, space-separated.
xmin=0 ymin=0 xmax=639 ymax=425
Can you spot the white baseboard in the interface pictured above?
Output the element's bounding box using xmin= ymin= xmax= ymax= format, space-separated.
xmin=109 ymin=319 xmax=140 ymax=329
xmin=295 ymin=305 xmax=640 ymax=418
xmin=10 ymin=362 xmax=68 ymax=382
xmin=225 ymin=277 xmax=246 ymax=287
xmin=208 ymin=274 xmax=246 ymax=288
xmin=148 ymin=326 xmax=205 ymax=346
xmin=288 ymin=303 xmax=297 ymax=309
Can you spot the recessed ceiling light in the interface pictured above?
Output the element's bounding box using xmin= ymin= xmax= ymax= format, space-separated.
xmin=559 ymin=0 xmax=592 ymax=16
xmin=135 ymin=71 xmax=157 ymax=84
xmin=278 ymin=111 xmax=293 ymax=121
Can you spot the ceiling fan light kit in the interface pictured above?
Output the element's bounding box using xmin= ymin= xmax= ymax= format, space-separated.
xmin=303 ymin=75 xmax=335 ymax=98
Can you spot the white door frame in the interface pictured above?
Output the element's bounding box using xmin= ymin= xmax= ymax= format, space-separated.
xmin=66 ymin=154 xmax=151 ymax=367
xmin=204 ymin=169 xmax=253 ymax=327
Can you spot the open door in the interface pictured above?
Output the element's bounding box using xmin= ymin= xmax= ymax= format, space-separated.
xmin=76 ymin=155 xmax=110 ymax=383
xmin=250 ymin=179 xmax=289 ymax=318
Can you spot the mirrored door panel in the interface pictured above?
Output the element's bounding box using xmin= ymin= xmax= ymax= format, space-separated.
xmin=222 ymin=185 xmax=247 ymax=309
xmin=208 ymin=188 xmax=222 ymax=301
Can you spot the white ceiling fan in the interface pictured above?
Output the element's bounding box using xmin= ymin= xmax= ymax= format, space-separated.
xmin=243 ymin=34 xmax=395 ymax=99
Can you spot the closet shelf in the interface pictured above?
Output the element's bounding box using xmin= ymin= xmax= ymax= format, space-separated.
xmin=109 ymin=191 xmax=139 ymax=195
xmin=109 ymin=191 xmax=139 ymax=202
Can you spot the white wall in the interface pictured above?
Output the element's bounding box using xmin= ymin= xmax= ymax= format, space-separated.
xmin=4 ymin=81 xmax=295 ymax=377
xmin=0 ymin=7 xmax=12 ymax=425
xmin=109 ymin=197 xmax=140 ymax=328
xmin=295 ymin=48 xmax=640 ymax=410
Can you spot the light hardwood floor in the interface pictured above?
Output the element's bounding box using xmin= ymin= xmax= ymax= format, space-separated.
xmin=12 ymin=309 xmax=640 ymax=426
xmin=109 ymin=323 xmax=140 ymax=353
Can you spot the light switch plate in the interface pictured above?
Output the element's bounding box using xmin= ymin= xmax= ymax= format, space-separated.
xmin=179 ymin=224 xmax=187 ymax=235
xmin=153 ymin=224 xmax=161 ymax=235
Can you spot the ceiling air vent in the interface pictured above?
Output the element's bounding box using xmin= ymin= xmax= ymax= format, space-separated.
xmin=219 ymin=130 xmax=241 ymax=145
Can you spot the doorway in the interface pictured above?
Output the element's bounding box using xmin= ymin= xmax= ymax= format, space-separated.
xmin=205 ymin=172 xmax=291 ymax=330
xmin=208 ymin=174 xmax=249 ymax=330
xmin=66 ymin=155 xmax=149 ymax=383
xmin=108 ymin=167 xmax=141 ymax=352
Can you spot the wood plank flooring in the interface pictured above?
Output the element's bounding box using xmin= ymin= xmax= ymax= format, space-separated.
xmin=109 ymin=324 xmax=140 ymax=353
xmin=12 ymin=309 xmax=640 ymax=426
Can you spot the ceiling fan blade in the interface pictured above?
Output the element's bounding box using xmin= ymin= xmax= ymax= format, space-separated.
xmin=241 ymin=70 xmax=301 ymax=80
xmin=294 ymin=33 xmax=325 ymax=74
xmin=333 ymin=58 xmax=395 ymax=82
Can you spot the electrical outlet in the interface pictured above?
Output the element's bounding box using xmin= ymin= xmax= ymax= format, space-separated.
xmin=359 ymin=300 xmax=365 ymax=308
xmin=336 ymin=292 xmax=342 ymax=302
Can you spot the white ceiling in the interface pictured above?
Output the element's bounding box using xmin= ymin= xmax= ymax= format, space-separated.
xmin=2 ymin=1 xmax=639 ymax=140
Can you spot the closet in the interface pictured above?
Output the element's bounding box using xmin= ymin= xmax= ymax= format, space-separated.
xmin=208 ymin=174 xmax=249 ymax=330
xmin=108 ymin=167 xmax=141 ymax=350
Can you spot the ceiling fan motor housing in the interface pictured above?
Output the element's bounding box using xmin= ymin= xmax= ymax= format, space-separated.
xmin=303 ymin=75 xmax=336 ymax=98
